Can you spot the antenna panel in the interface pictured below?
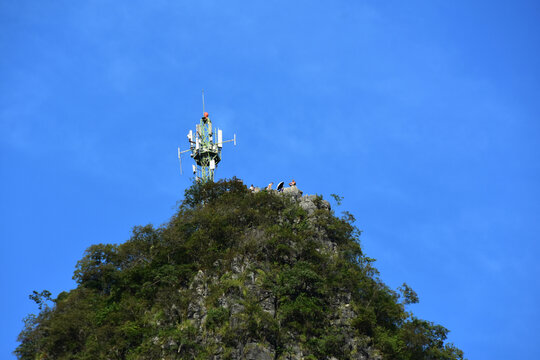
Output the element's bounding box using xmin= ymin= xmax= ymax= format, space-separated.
xmin=195 ymin=138 xmax=200 ymax=150
xmin=192 ymin=165 xmax=197 ymax=174
xmin=210 ymin=159 xmax=216 ymax=170
xmin=218 ymin=129 xmax=223 ymax=147
xmin=178 ymin=147 xmax=183 ymax=175
xmin=187 ymin=130 xmax=193 ymax=142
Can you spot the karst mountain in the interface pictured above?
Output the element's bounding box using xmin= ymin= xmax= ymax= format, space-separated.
xmin=16 ymin=178 xmax=464 ymax=360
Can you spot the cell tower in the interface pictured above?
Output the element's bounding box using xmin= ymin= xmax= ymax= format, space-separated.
xmin=178 ymin=92 xmax=236 ymax=182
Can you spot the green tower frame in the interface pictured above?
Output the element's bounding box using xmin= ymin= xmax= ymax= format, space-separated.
xmin=178 ymin=110 xmax=236 ymax=183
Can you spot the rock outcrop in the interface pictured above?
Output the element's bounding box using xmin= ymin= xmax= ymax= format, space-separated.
xmin=150 ymin=190 xmax=380 ymax=359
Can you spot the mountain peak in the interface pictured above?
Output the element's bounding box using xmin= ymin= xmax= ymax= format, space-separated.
xmin=16 ymin=178 xmax=464 ymax=360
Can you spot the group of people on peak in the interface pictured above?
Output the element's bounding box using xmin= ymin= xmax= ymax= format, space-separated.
xmin=249 ymin=179 xmax=297 ymax=193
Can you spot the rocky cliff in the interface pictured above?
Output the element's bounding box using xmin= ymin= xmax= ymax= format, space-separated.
xmin=15 ymin=179 xmax=464 ymax=360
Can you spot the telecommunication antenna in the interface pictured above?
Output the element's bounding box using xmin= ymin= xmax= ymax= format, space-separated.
xmin=202 ymin=89 xmax=205 ymax=113
xmin=177 ymin=92 xmax=237 ymax=182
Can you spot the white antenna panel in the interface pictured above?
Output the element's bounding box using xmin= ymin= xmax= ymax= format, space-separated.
xmin=210 ymin=159 xmax=215 ymax=170
xmin=187 ymin=130 xmax=193 ymax=141
xmin=196 ymin=124 xmax=200 ymax=134
xmin=178 ymin=147 xmax=183 ymax=175
xmin=192 ymin=165 xmax=197 ymax=174
xmin=195 ymin=138 xmax=199 ymax=150
xmin=218 ymin=129 xmax=223 ymax=147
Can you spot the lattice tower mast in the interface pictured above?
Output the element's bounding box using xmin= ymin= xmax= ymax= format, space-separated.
xmin=178 ymin=92 xmax=236 ymax=183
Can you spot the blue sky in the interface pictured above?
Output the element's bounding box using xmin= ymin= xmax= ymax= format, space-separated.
xmin=1 ymin=1 xmax=539 ymax=358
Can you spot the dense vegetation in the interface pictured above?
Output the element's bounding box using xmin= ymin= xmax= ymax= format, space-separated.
xmin=16 ymin=178 xmax=464 ymax=359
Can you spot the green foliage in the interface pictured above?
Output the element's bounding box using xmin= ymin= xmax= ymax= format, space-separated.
xmin=29 ymin=290 xmax=52 ymax=311
xmin=330 ymin=193 xmax=344 ymax=206
xmin=15 ymin=178 xmax=464 ymax=359
xmin=205 ymin=307 xmax=229 ymax=330
xmin=398 ymin=283 xmax=420 ymax=305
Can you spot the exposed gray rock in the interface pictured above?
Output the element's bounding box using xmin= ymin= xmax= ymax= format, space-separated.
xmin=296 ymin=194 xmax=331 ymax=215
xmin=187 ymin=270 xmax=208 ymax=322
xmin=281 ymin=185 xmax=302 ymax=198
xmin=298 ymin=197 xmax=317 ymax=214
xmin=243 ymin=343 xmax=273 ymax=360
xmin=168 ymin=190 xmax=381 ymax=360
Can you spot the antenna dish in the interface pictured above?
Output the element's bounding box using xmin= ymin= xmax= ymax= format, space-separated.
xmin=276 ymin=181 xmax=284 ymax=191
